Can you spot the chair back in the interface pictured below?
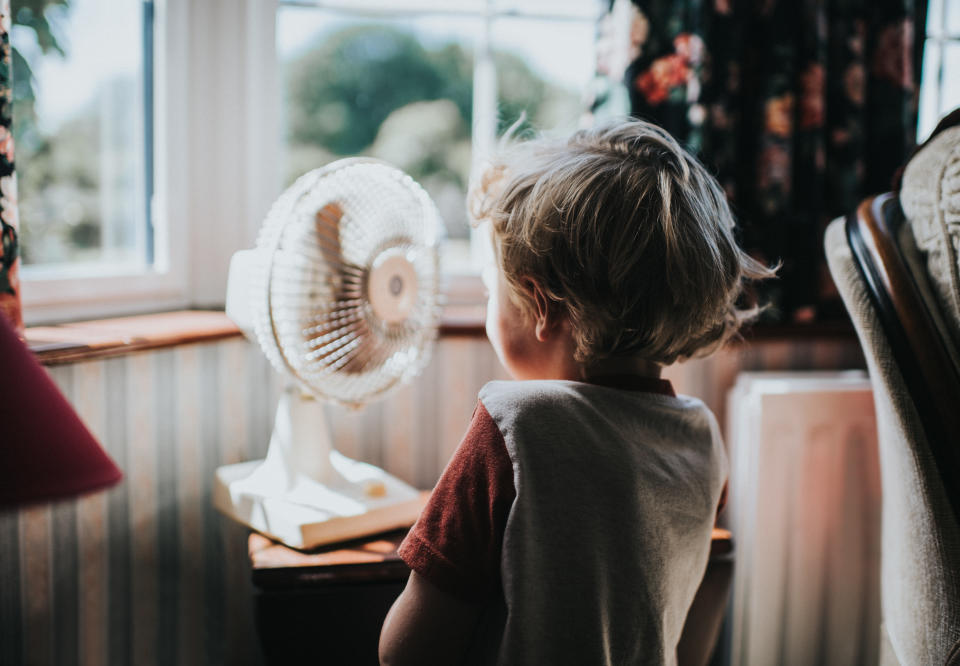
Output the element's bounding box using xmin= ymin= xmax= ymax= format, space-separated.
xmin=826 ymin=191 xmax=960 ymax=665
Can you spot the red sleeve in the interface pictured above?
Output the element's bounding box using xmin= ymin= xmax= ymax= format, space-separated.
xmin=398 ymin=400 xmax=515 ymax=603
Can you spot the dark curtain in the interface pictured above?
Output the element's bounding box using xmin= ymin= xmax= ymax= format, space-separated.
xmin=601 ymin=0 xmax=927 ymax=323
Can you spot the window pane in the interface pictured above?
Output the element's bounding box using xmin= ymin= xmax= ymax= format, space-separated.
xmin=492 ymin=16 xmax=594 ymax=137
xmin=926 ymin=0 xmax=944 ymax=36
xmin=917 ymin=39 xmax=942 ymax=142
xmin=942 ymin=42 xmax=960 ymax=116
xmin=278 ymin=8 xmax=479 ymax=241
xmin=948 ymin=0 xmax=960 ymax=36
xmin=11 ymin=0 xmax=151 ymax=271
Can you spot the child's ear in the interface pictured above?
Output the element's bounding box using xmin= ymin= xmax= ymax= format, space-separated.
xmin=525 ymin=278 xmax=561 ymax=343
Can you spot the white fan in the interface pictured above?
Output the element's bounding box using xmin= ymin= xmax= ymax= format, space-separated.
xmin=214 ymin=158 xmax=443 ymax=549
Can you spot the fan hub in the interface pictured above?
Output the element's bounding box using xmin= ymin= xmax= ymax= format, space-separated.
xmin=368 ymin=249 xmax=419 ymax=325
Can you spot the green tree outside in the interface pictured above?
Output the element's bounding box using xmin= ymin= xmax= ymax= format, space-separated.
xmin=283 ymin=24 xmax=579 ymax=238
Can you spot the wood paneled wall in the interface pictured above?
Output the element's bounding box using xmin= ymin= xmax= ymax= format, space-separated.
xmin=0 ymin=333 xmax=863 ymax=666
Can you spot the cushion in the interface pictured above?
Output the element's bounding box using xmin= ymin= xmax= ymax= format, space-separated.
xmin=825 ymin=219 xmax=960 ymax=666
xmin=900 ymin=126 xmax=960 ymax=352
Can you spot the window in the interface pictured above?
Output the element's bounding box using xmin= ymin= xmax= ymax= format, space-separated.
xmin=918 ymin=0 xmax=960 ymax=141
xmin=277 ymin=0 xmax=599 ymax=275
xmin=12 ymin=0 xmax=190 ymax=324
xmin=14 ymin=1 xmax=600 ymax=324
xmin=12 ymin=0 xmax=153 ymax=272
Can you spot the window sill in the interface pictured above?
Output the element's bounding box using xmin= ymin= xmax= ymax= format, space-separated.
xmin=26 ymin=305 xmax=489 ymax=367
xmin=26 ymin=310 xmax=245 ymax=366
xmin=23 ymin=303 xmax=852 ymax=367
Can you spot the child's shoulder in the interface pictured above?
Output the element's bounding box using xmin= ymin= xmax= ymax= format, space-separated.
xmin=479 ymin=378 xmax=578 ymax=407
xmin=478 ymin=380 xmax=724 ymax=473
xmin=479 ymin=379 xmax=602 ymax=416
xmin=478 ymin=379 xmax=710 ymax=426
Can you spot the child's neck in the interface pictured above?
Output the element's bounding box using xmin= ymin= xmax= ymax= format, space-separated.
xmin=526 ymin=355 xmax=661 ymax=383
xmin=580 ymin=356 xmax=662 ymax=382
xmin=514 ymin=320 xmax=661 ymax=383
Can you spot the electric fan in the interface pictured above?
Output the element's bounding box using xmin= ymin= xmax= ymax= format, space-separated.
xmin=214 ymin=158 xmax=443 ymax=549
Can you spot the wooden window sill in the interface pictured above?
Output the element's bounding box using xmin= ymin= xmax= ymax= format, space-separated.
xmin=24 ymin=305 xmax=855 ymax=367
xmin=26 ymin=310 xmax=245 ymax=366
xmin=26 ymin=307 xmax=489 ymax=366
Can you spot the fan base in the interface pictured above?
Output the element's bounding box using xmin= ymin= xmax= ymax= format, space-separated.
xmin=214 ymin=458 xmax=428 ymax=550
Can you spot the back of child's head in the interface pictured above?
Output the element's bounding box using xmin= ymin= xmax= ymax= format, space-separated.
xmin=469 ymin=119 xmax=775 ymax=366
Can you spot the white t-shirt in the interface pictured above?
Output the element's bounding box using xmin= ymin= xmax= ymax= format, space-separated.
xmin=400 ymin=377 xmax=728 ymax=665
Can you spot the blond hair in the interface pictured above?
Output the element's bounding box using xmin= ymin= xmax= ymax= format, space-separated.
xmin=469 ymin=119 xmax=776 ymax=366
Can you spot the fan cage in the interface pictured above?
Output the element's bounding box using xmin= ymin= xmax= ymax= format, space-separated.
xmin=250 ymin=159 xmax=444 ymax=407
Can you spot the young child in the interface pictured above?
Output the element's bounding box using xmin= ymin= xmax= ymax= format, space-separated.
xmin=379 ymin=120 xmax=774 ymax=665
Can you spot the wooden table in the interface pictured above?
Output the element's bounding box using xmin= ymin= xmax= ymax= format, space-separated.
xmin=249 ymin=528 xmax=734 ymax=665
xmin=249 ymin=529 xmax=410 ymax=665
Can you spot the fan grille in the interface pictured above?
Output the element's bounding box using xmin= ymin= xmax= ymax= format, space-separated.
xmin=253 ymin=160 xmax=443 ymax=407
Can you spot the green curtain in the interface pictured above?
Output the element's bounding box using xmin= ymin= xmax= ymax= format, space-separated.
xmin=603 ymin=0 xmax=927 ymax=322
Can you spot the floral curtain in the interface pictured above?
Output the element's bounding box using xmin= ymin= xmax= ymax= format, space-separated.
xmin=0 ymin=0 xmax=18 ymax=331
xmin=592 ymin=0 xmax=927 ymax=323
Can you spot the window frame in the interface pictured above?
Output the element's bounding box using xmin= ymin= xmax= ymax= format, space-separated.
xmin=918 ymin=0 xmax=960 ymax=142
xmin=19 ymin=0 xmax=185 ymax=323
xmin=20 ymin=0 xmax=280 ymax=325
xmin=20 ymin=0 xmax=600 ymax=324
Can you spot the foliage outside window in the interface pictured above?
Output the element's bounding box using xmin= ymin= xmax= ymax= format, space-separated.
xmin=11 ymin=0 xmax=151 ymax=271
xmin=278 ymin=3 xmax=596 ymax=252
